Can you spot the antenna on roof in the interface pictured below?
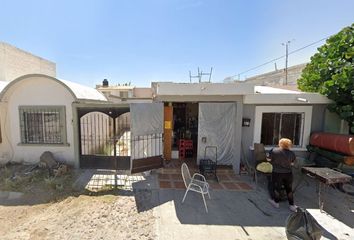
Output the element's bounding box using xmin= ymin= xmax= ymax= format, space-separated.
xmin=189 ymin=67 xmax=213 ymax=83
xmin=189 ymin=67 xmax=201 ymax=83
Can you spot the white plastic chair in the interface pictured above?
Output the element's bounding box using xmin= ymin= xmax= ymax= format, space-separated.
xmin=181 ymin=163 xmax=210 ymax=212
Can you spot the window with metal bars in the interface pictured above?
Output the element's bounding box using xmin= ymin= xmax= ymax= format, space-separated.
xmin=261 ymin=112 xmax=304 ymax=147
xmin=19 ymin=106 xmax=66 ymax=144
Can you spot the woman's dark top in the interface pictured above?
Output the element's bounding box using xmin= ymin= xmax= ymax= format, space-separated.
xmin=270 ymin=147 xmax=296 ymax=173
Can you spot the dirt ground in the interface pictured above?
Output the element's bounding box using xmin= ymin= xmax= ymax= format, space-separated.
xmin=0 ymin=164 xmax=156 ymax=240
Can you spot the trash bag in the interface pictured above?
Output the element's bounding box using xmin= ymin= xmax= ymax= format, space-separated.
xmin=285 ymin=207 xmax=323 ymax=240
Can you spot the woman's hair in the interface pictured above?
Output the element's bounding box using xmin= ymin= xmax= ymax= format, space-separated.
xmin=279 ymin=138 xmax=292 ymax=149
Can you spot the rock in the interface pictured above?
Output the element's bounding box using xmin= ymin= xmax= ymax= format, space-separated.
xmin=39 ymin=151 xmax=58 ymax=169
xmin=53 ymin=164 xmax=68 ymax=177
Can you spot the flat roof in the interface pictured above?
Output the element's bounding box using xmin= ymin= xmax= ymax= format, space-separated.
xmin=151 ymin=82 xmax=332 ymax=104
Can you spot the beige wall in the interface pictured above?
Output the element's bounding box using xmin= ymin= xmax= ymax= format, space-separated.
xmin=243 ymin=63 xmax=306 ymax=88
xmin=0 ymin=76 xmax=75 ymax=165
xmin=133 ymin=87 xmax=152 ymax=98
xmin=0 ymin=42 xmax=56 ymax=82
xmin=96 ymin=86 xmax=152 ymax=102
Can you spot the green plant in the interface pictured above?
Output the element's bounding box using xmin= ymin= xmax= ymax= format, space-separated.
xmin=298 ymin=23 xmax=354 ymax=133
xmin=44 ymin=176 xmax=57 ymax=189
xmin=96 ymin=144 xmax=112 ymax=155
xmin=0 ymin=166 xmax=11 ymax=179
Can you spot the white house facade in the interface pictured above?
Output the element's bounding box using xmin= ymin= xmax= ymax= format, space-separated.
xmin=0 ymin=74 xmax=106 ymax=167
xmin=0 ymin=74 xmax=334 ymax=175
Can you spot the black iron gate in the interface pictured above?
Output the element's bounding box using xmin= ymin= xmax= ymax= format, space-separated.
xmin=78 ymin=107 xmax=131 ymax=170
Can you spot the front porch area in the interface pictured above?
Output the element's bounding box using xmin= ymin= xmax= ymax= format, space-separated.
xmin=157 ymin=158 xmax=253 ymax=191
xmin=74 ymin=164 xmax=353 ymax=239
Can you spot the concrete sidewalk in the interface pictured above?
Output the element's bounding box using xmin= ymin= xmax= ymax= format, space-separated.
xmin=149 ymin=175 xmax=353 ymax=240
xmin=71 ymin=169 xmax=353 ymax=239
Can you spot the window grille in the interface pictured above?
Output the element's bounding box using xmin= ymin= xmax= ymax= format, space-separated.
xmin=19 ymin=106 xmax=66 ymax=144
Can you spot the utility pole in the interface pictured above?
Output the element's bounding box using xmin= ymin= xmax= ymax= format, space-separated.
xmin=282 ymin=40 xmax=291 ymax=85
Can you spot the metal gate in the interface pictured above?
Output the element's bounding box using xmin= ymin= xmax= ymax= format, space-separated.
xmin=78 ymin=107 xmax=131 ymax=169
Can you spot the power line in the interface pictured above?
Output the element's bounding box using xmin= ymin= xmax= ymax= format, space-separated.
xmin=231 ymin=36 xmax=330 ymax=79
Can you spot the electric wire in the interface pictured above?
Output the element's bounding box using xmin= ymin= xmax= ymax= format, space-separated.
xmin=231 ymin=36 xmax=331 ymax=79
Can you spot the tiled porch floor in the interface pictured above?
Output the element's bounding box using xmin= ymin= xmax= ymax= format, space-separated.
xmin=158 ymin=159 xmax=253 ymax=191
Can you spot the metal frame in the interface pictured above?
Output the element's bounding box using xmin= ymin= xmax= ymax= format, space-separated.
xmin=199 ymin=146 xmax=218 ymax=182
xmin=18 ymin=105 xmax=67 ymax=145
xmin=78 ymin=107 xmax=131 ymax=170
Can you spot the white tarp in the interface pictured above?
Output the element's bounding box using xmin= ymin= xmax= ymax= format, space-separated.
xmin=130 ymin=103 xmax=163 ymax=136
xmin=130 ymin=103 xmax=163 ymax=160
xmin=198 ymin=103 xmax=236 ymax=165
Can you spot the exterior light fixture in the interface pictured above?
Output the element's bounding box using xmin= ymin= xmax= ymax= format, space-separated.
xmin=296 ymin=97 xmax=309 ymax=103
xmin=242 ymin=118 xmax=251 ymax=127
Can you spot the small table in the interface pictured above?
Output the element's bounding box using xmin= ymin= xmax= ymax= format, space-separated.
xmin=301 ymin=167 xmax=352 ymax=212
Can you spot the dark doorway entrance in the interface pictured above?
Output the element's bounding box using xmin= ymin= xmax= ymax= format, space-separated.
xmin=172 ymin=102 xmax=199 ymax=160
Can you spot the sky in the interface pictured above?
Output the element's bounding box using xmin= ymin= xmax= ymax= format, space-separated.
xmin=0 ymin=0 xmax=353 ymax=87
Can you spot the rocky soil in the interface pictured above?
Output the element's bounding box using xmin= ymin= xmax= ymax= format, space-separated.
xmin=0 ymin=192 xmax=156 ymax=240
xmin=0 ymin=164 xmax=156 ymax=240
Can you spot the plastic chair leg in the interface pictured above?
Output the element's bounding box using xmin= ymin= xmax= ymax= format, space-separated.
xmin=182 ymin=188 xmax=189 ymax=203
xmin=202 ymin=193 xmax=208 ymax=213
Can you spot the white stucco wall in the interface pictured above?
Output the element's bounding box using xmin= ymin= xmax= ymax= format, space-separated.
xmin=0 ymin=76 xmax=75 ymax=165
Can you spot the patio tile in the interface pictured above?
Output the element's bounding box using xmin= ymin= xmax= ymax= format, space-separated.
xmin=217 ymin=174 xmax=231 ymax=182
xmin=159 ymin=181 xmax=172 ymax=189
xmin=227 ymin=174 xmax=241 ymax=181
xmin=173 ymin=181 xmax=185 ymax=189
xmin=216 ymin=169 xmax=234 ymax=174
xmin=209 ymin=182 xmax=225 ymax=190
xmin=170 ymin=174 xmax=183 ymax=181
xmin=158 ymin=173 xmax=171 ymax=180
xmin=236 ymin=182 xmax=253 ymax=190
xmin=221 ymin=182 xmax=241 ymax=190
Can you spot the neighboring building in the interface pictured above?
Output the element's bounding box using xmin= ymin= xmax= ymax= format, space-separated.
xmin=244 ymin=63 xmax=306 ymax=87
xmin=225 ymin=63 xmax=307 ymax=91
xmin=0 ymin=42 xmax=56 ymax=82
xmin=96 ymin=79 xmax=152 ymax=103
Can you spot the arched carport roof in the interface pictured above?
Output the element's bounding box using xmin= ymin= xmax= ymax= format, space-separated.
xmin=0 ymin=74 xmax=107 ymax=102
xmin=0 ymin=81 xmax=9 ymax=94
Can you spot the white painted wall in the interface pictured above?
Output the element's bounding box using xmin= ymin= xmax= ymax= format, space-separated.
xmin=0 ymin=76 xmax=76 ymax=165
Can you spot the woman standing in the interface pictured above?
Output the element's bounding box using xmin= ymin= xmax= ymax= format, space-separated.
xmin=268 ymin=138 xmax=297 ymax=212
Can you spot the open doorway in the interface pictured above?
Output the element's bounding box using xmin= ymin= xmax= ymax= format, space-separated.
xmin=171 ymin=102 xmax=199 ymax=161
